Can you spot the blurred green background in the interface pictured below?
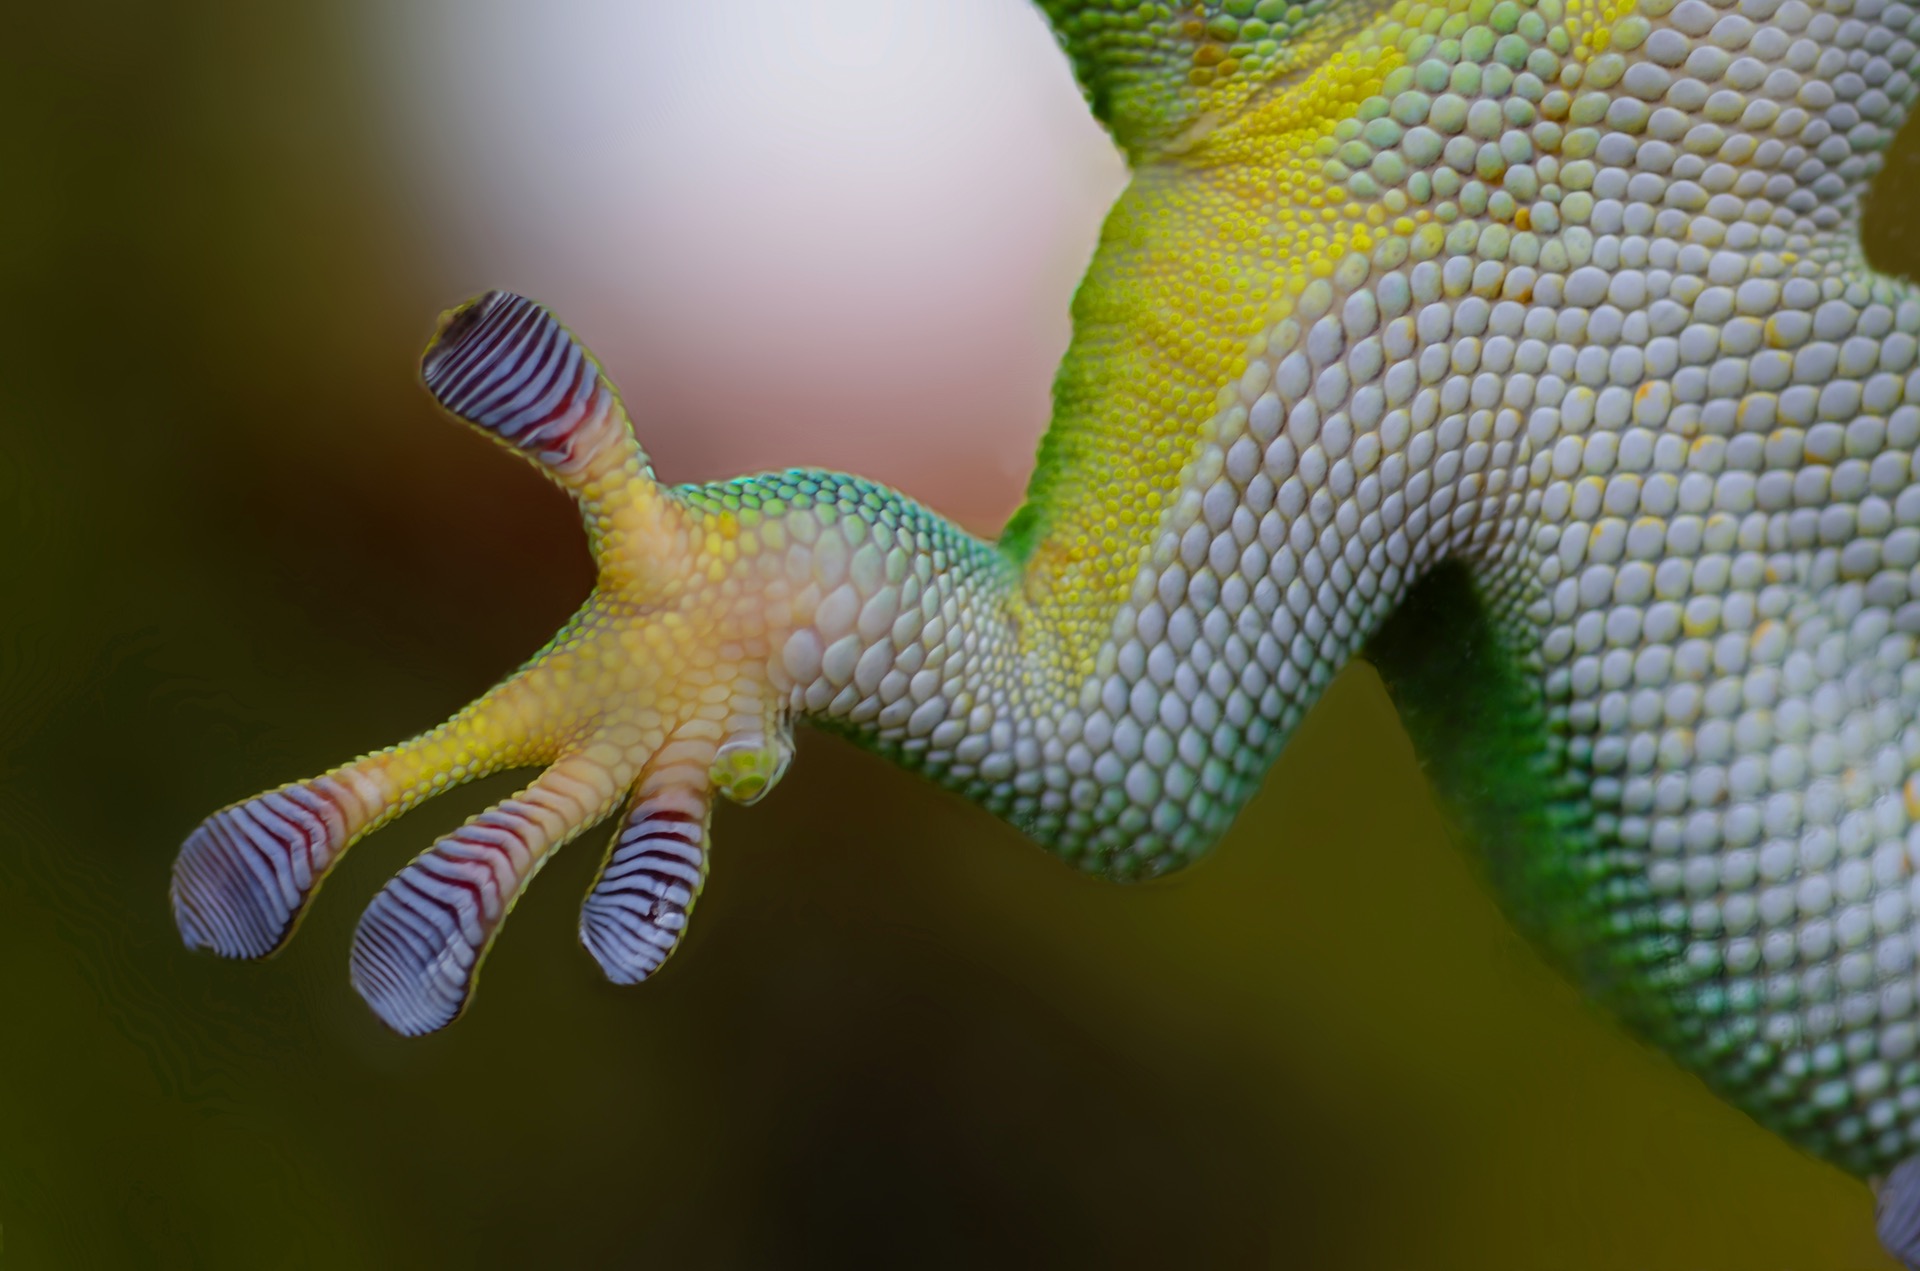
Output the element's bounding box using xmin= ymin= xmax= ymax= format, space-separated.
xmin=5 ymin=1 xmax=1920 ymax=1267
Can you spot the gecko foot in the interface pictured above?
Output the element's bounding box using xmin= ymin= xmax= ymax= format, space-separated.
xmin=173 ymin=292 xmax=796 ymax=1033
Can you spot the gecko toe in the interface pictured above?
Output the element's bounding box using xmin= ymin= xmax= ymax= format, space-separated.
xmin=350 ymin=864 xmax=480 ymax=1036
xmin=579 ymin=786 xmax=709 ymax=985
xmin=350 ymin=754 xmax=632 ymax=1034
xmin=1881 ymin=1158 xmax=1920 ymax=1270
xmin=172 ymin=786 xmax=350 ymax=958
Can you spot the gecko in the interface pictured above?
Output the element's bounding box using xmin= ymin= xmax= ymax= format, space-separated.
xmin=174 ymin=0 xmax=1920 ymax=1257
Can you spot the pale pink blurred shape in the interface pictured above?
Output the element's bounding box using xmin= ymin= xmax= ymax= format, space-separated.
xmin=371 ymin=0 xmax=1127 ymax=530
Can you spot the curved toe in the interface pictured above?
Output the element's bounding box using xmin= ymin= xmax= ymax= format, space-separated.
xmin=350 ymin=876 xmax=476 ymax=1037
xmin=171 ymin=790 xmax=345 ymax=958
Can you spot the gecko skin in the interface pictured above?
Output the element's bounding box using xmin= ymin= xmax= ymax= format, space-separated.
xmin=178 ymin=0 xmax=1920 ymax=1228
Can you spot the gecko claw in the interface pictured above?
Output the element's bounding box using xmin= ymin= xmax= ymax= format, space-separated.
xmin=710 ymin=723 xmax=793 ymax=807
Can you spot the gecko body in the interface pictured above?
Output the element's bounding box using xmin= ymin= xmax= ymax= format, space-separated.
xmin=176 ymin=0 xmax=1920 ymax=1246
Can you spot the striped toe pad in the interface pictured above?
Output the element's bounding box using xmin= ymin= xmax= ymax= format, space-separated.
xmin=580 ymin=787 xmax=711 ymax=985
xmin=172 ymin=776 xmax=369 ymax=958
xmin=1881 ymin=1158 xmax=1920 ymax=1268
xmin=420 ymin=290 xmax=620 ymax=477
xmin=349 ymin=800 xmax=556 ymax=1036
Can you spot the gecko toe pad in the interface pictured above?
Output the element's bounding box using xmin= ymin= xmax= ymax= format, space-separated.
xmin=172 ymin=780 xmax=358 ymax=958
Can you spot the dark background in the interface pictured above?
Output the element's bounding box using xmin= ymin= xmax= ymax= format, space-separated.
xmin=3 ymin=1 xmax=1915 ymax=1266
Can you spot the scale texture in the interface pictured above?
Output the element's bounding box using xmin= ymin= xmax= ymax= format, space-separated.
xmin=177 ymin=0 xmax=1920 ymax=1196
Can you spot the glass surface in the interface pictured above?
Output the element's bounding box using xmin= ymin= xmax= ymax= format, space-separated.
xmin=2 ymin=0 xmax=1914 ymax=1264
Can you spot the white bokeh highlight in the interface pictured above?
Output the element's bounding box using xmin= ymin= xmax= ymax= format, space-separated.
xmin=370 ymin=0 xmax=1126 ymax=527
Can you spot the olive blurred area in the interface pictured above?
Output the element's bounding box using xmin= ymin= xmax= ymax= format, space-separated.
xmin=3 ymin=0 xmax=1917 ymax=1267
